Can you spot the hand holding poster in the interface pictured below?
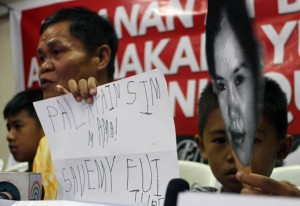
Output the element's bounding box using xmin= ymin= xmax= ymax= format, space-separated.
xmin=33 ymin=69 xmax=179 ymax=205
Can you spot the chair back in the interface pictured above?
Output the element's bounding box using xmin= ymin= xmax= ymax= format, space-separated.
xmin=5 ymin=162 xmax=28 ymax=172
xmin=178 ymin=160 xmax=217 ymax=189
xmin=271 ymin=165 xmax=300 ymax=186
xmin=0 ymin=159 xmax=3 ymax=171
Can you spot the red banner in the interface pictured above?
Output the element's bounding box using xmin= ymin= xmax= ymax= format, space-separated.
xmin=11 ymin=0 xmax=300 ymax=135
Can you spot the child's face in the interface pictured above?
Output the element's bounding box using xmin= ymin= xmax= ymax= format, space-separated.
xmin=197 ymin=108 xmax=281 ymax=193
xmin=6 ymin=110 xmax=44 ymax=163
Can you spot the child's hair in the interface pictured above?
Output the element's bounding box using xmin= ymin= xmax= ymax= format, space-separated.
xmin=198 ymin=77 xmax=288 ymax=139
xmin=3 ymin=88 xmax=43 ymax=127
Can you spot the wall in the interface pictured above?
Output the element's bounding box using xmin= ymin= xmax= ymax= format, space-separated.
xmin=0 ymin=14 xmax=15 ymax=169
xmin=0 ymin=0 xmax=26 ymax=169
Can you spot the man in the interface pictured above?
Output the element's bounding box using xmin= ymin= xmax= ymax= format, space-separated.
xmin=35 ymin=6 xmax=118 ymax=199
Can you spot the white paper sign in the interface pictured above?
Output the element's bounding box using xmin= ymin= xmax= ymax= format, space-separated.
xmin=178 ymin=192 xmax=300 ymax=206
xmin=34 ymin=69 xmax=179 ymax=205
xmin=0 ymin=199 xmax=144 ymax=206
xmin=8 ymin=200 xmax=141 ymax=206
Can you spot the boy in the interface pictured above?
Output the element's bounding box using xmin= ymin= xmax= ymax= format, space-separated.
xmin=195 ymin=77 xmax=300 ymax=196
xmin=3 ymin=89 xmax=44 ymax=172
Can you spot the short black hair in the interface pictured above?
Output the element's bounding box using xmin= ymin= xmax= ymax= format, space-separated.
xmin=40 ymin=6 xmax=118 ymax=81
xmin=205 ymin=0 xmax=261 ymax=80
xmin=3 ymin=88 xmax=43 ymax=127
xmin=198 ymin=77 xmax=288 ymax=140
xmin=197 ymin=82 xmax=218 ymax=137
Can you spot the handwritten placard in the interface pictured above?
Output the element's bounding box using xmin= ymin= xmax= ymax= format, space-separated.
xmin=34 ymin=69 xmax=179 ymax=205
xmin=0 ymin=199 xmax=129 ymax=206
xmin=7 ymin=200 xmax=142 ymax=206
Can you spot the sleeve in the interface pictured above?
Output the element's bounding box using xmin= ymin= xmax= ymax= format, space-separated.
xmin=33 ymin=136 xmax=58 ymax=200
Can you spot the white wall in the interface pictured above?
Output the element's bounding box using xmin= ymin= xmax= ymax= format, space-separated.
xmin=0 ymin=15 xmax=16 ymax=169
xmin=0 ymin=0 xmax=26 ymax=169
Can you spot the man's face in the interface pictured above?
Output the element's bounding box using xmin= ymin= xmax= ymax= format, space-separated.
xmin=212 ymin=20 xmax=257 ymax=166
xmin=37 ymin=21 xmax=99 ymax=99
xmin=199 ymin=108 xmax=280 ymax=193
xmin=6 ymin=110 xmax=44 ymax=162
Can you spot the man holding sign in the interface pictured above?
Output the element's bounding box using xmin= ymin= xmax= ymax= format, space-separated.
xmin=34 ymin=6 xmax=118 ymax=199
xmin=34 ymin=6 xmax=178 ymax=205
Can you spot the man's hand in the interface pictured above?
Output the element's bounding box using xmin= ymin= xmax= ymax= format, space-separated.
xmin=56 ymin=77 xmax=98 ymax=104
xmin=236 ymin=171 xmax=300 ymax=197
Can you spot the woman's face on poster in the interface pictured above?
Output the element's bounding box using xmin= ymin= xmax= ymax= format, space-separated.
xmin=212 ymin=20 xmax=257 ymax=166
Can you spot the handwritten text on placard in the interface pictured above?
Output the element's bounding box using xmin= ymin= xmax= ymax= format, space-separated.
xmin=34 ymin=69 xmax=179 ymax=205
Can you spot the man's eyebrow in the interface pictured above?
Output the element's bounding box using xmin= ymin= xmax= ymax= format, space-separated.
xmin=36 ymin=39 xmax=64 ymax=54
xmin=47 ymin=39 xmax=64 ymax=47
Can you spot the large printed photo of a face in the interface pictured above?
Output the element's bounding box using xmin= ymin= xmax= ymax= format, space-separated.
xmin=205 ymin=0 xmax=263 ymax=166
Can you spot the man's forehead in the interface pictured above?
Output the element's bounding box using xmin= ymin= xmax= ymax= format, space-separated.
xmin=37 ymin=23 xmax=73 ymax=52
xmin=41 ymin=20 xmax=71 ymax=34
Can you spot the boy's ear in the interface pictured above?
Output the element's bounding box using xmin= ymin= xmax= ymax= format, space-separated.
xmin=276 ymin=134 xmax=294 ymax=160
xmin=95 ymin=44 xmax=111 ymax=71
xmin=194 ymin=134 xmax=208 ymax=160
